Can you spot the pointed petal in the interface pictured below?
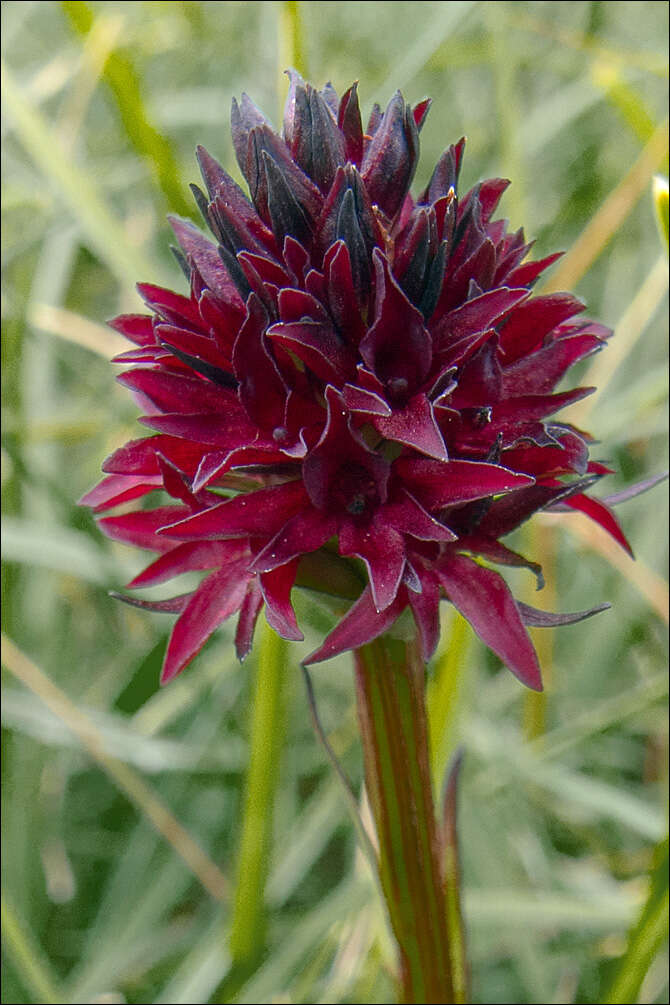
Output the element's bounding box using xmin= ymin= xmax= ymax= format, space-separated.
xmin=456 ymin=534 xmax=544 ymax=588
xmin=601 ymin=472 xmax=668 ymax=507
xmin=561 ymin=493 xmax=634 ymax=557
xmin=268 ymin=319 xmax=356 ymax=384
xmin=505 ymin=251 xmax=563 ymax=287
xmin=338 ymin=82 xmax=364 ymax=165
xmin=252 ymin=508 xmax=337 ymax=572
xmin=502 ymin=332 xmax=604 ymax=396
xmin=78 ymin=473 xmax=162 ymax=512
xmin=432 ymin=287 xmax=529 ymax=349
xmin=232 ymin=294 xmax=288 ymax=430
xmin=139 ymin=411 xmax=257 ymax=449
xmin=99 ymin=506 xmax=190 ymax=551
xmin=137 ymin=283 xmax=202 ymax=329
xmin=339 ymin=519 xmax=406 ymax=611
xmin=436 ymin=554 xmax=542 ymax=690
xmin=126 ymin=540 xmax=248 ymax=588
xmin=396 ymin=457 xmax=534 ymax=510
xmin=342 ymin=383 xmax=392 ymax=416
xmin=383 ymin=488 xmax=456 ymax=541
xmin=161 ymin=563 xmax=251 ymax=682
xmin=235 ymin=582 xmax=264 ymax=661
xmin=110 ymin=591 xmax=193 ymax=614
xmin=102 ymin=435 xmax=205 ymax=477
xmin=303 ymin=585 xmax=406 ymax=665
xmin=360 ymin=250 xmax=433 ymax=395
xmin=498 ymin=293 xmax=585 ymax=362
xmin=517 ymin=600 xmax=611 ymax=628
xmin=476 ymin=475 xmax=602 ymax=538
xmin=374 ymin=393 xmax=448 ymax=460
xmin=117 ymin=369 xmax=235 ymax=414
xmin=109 ymin=314 xmax=155 ymax=346
xmin=261 ymin=559 xmax=304 ymax=640
xmin=169 ymin=216 xmax=245 ymax=307
xmin=407 ymin=569 xmax=441 ymax=660
xmin=161 ymin=480 xmax=307 ymax=540
xmin=324 ymin=240 xmax=367 ymax=339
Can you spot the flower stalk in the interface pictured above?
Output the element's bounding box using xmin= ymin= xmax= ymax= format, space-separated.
xmin=229 ymin=623 xmax=288 ymax=967
xmin=354 ymin=632 xmax=464 ymax=1003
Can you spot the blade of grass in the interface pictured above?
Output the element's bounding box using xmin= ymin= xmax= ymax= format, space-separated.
xmin=1 ymin=59 xmax=164 ymax=288
xmin=1 ymin=685 xmax=245 ymax=773
xmin=604 ymin=837 xmax=669 ymax=1004
xmin=57 ymin=8 xmax=125 ymax=152
xmin=370 ymin=1 xmax=476 ymax=105
xmin=28 ymin=303 xmax=126 ymax=358
xmin=543 ymin=511 xmax=669 ymax=625
xmin=1 ymin=894 xmax=64 ymax=1005
xmin=427 ymin=610 xmax=471 ymax=787
xmin=61 ymin=0 xmax=193 ymax=218
xmin=1 ymin=634 xmax=229 ymax=901
xmin=571 ymin=253 xmax=668 ymax=425
xmin=502 ymin=8 xmax=668 ymax=77
xmin=591 ymin=61 xmax=657 ymax=144
xmin=542 ymin=119 xmax=669 ymax=292
xmin=235 ymin=879 xmax=368 ymax=1004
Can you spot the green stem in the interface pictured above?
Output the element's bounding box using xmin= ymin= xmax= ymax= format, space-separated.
xmin=1 ymin=894 xmax=63 ymax=1005
xmin=354 ymin=633 xmax=462 ymax=1003
xmin=229 ymin=623 xmax=288 ymax=967
xmin=278 ymin=1 xmax=307 ymax=80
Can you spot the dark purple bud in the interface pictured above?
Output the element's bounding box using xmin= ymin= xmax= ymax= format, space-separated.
xmin=366 ymin=102 xmax=383 ymax=138
xmin=336 ymin=187 xmax=371 ymax=300
xmin=412 ymin=98 xmax=432 ymax=132
xmin=338 ymin=82 xmax=364 ymax=165
xmin=217 ymin=244 xmax=252 ymax=302
xmin=262 ymin=150 xmax=312 ymax=247
xmin=361 ymin=91 xmax=419 ymax=219
xmin=421 ymin=137 xmax=466 ymax=203
xmin=284 ymin=73 xmax=346 ymax=192
xmin=320 ymin=81 xmax=339 ymax=117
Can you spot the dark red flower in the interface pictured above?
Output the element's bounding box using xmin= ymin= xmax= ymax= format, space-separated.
xmin=82 ymin=73 xmax=634 ymax=688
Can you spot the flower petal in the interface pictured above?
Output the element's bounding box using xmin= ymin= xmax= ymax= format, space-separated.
xmin=161 ymin=480 xmax=308 ymax=540
xmin=339 ymin=518 xmax=406 ymax=611
xmin=253 ymin=507 xmax=337 ymax=572
xmin=126 ymin=540 xmax=248 ymax=588
xmin=374 ymin=393 xmax=448 ymax=460
xmin=303 ymin=585 xmax=406 ymax=665
xmin=261 ymin=559 xmax=304 ymax=641
xmin=436 ymin=554 xmax=542 ymax=690
xmin=396 ymin=457 xmax=534 ymax=510
xmin=517 ymin=600 xmax=611 ymax=628
xmin=235 ymin=581 xmax=264 ymax=661
xmin=161 ymin=562 xmax=251 ymax=682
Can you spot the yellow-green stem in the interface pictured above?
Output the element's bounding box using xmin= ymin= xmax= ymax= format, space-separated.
xmin=278 ymin=1 xmax=307 ymax=86
xmin=228 ymin=623 xmax=288 ymax=966
xmin=354 ymin=634 xmax=461 ymax=1003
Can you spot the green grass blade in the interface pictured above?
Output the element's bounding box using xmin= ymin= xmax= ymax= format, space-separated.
xmin=1 ymin=894 xmax=64 ymax=1005
xmin=1 ymin=59 xmax=164 ymax=288
xmin=61 ymin=0 xmax=193 ymax=218
xmin=604 ymin=837 xmax=669 ymax=1004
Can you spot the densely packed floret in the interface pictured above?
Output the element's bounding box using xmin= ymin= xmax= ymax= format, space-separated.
xmin=81 ymin=74 xmax=630 ymax=687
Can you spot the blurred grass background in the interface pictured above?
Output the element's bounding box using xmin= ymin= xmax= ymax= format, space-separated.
xmin=1 ymin=2 xmax=668 ymax=1003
